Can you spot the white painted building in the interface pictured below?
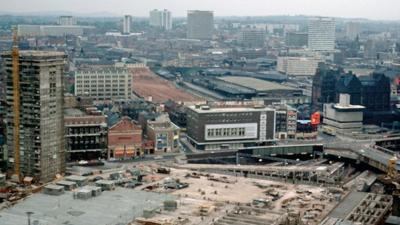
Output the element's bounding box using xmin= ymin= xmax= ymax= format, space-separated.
xmin=323 ymin=94 xmax=365 ymax=135
xmin=149 ymin=9 xmax=172 ymax=30
xmin=277 ymin=56 xmax=323 ymax=76
xmin=123 ymin=15 xmax=132 ymax=34
xmin=17 ymin=25 xmax=90 ymax=37
xmin=75 ymin=68 xmax=132 ymax=101
xmin=308 ymin=17 xmax=335 ymax=52
xmin=58 ymin=16 xmax=76 ymax=26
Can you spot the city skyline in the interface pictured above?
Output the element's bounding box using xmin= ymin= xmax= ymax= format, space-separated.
xmin=1 ymin=0 xmax=400 ymax=21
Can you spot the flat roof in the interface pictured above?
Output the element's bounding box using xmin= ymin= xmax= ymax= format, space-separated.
xmin=65 ymin=175 xmax=88 ymax=181
xmin=95 ymin=180 xmax=115 ymax=185
xmin=219 ymin=76 xmax=295 ymax=92
xmin=44 ymin=184 xmax=64 ymax=190
xmin=64 ymin=108 xmax=86 ymax=116
xmin=0 ymin=188 xmax=174 ymax=225
xmin=328 ymin=191 xmax=368 ymax=219
xmin=56 ymin=180 xmax=77 ymax=186
xmin=188 ymin=105 xmax=274 ymax=113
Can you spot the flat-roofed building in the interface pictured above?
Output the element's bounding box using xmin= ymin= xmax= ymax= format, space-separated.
xmin=323 ymin=94 xmax=365 ymax=135
xmin=240 ymin=29 xmax=266 ymax=47
xmin=218 ymin=76 xmax=302 ymax=97
xmin=308 ymin=17 xmax=335 ymax=52
xmin=186 ymin=102 xmax=276 ymax=150
xmin=3 ymin=50 xmax=66 ymax=182
xmin=277 ymin=56 xmax=323 ymax=76
xmin=75 ymin=67 xmax=132 ymax=101
xmin=146 ymin=114 xmax=180 ymax=153
xmin=64 ymin=107 xmax=108 ymax=161
xmin=17 ymin=25 xmax=92 ymax=37
xmin=187 ymin=10 xmax=214 ymax=40
xmin=59 ymin=16 xmax=76 ymax=26
xmin=285 ymin=32 xmax=308 ymax=47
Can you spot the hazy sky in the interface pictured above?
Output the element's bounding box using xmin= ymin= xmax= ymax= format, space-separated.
xmin=1 ymin=0 xmax=400 ymax=20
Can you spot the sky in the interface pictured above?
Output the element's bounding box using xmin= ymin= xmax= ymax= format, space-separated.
xmin=1 ymin=0 xmax=400 ymax=21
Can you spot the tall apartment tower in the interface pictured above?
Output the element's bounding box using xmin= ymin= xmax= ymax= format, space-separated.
xmin=150 ymin=9 xmax=172 ymax=30
xmin=2 ymin=51 xmax=66 ymax=182
xmin=308 ymin=17 xmax=335 ymax=52
xmin=187 ymin=10 xmax=214 ymax=40
xmin=123 ymin=15 xmax=132 ymax=34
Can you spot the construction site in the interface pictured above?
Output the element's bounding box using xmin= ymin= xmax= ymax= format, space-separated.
xmin=0 ymin=152 xmax=397 ymax=225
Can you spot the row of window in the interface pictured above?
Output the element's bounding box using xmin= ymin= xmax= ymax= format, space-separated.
xmin=76 ymin=79 xmax=131 ymax=83
xmin=206 ymin=127 xmax=246 ymax=138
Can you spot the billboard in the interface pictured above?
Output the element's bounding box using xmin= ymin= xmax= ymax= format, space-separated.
xmin=311 ymin=112 xmax=321 ymax=125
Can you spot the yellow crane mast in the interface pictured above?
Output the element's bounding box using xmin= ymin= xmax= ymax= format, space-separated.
xmin=12 ymin=27 xmax=20 ymax=182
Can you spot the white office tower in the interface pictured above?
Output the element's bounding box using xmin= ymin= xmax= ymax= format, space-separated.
xmin=58 ymin=16 xmax=76 ymax=26
xmin=149 ymin=9 xmax=172 ymax=30
xmin=346 ymin=22 xmax=361 ymax=40
xmin=308 ymin=17 xmax=335 ymax=52
xmin=187 ymin=10 xmax=214 ymax=40
xmin=123 ymin=15 xmax=132 ymax=34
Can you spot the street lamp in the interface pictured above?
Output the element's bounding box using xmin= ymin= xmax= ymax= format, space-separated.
xmin=26 ymin=212 xmax=34 ymax=225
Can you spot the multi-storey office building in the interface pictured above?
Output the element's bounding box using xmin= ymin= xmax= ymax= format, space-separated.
xmin=186 ymin=103 xmax=276 ymax=151
xmin=58 ymin=16 xmax=76 ymax=26
xmin=308 ymin=17 xmax=335 ymax=52
xmin=3 ymin=51 xmax=66 ymax=182
xmin=277 ymin=56 xmax=323 ymax=76
xmin=64 ymin=108 xmax=108 ymax=161
xmin=285 ymin=32 xmax=308 ymax=47
xmin=240 ymin=29 xmax=266 ymax=47
xmin=187 ymin=10 xmax=214 ymax=40
xmin=75 ymin=67 xmax=132 ymax=101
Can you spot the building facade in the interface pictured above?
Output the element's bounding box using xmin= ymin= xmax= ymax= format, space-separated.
xmin=277 ymin=56 xmax=323 ymax=76
xmin=59 ymin=16 xmax=76 ymax=26
xmin=186 ymin=103 xmax=276 ymax=150
xmin=273 ymin=104 xmax=297 ymax=139
xmin=3 ymin=51 xmax=66 ymax=182
xmin=108 ymin=117 xmax=142 ymax=159
xmin=285 ymin=32 xmax=308 ymax=47
xmin=187 ymin=10 xmax=214 ymax=40
xmin=64 ymin=108 xmax=108 ymax=161
xmin=146 ymin=114 xmax=179 ymax=153
xmin=323 ymin=94 xmax=364 ymax=135
xmin=312 ymin=65 xmax=342 ymax=112
xmin=240 ymin=29 xmax=266 ymax=47
xmin=17 ymin=25 xmax=87 ymax=37
xmin=75 ymin=67 xmax=132 ymax=101
xmin=123 ymin=15 xmax=132 ymax=34
xmin=345 ymin=22 xmax=361 ymax=40
xmin=149 ymin=9 xmax=172 ymax=30
xmin=308 ymin=17 xmax=335 ymax=52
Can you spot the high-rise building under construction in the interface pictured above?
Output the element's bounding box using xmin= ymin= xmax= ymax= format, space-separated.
xmin=2 ymin=50 xmax=66 ymax=182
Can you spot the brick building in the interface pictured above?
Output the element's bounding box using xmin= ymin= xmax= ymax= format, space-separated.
xmin=108 ymin=117 xmax=142 ymax=159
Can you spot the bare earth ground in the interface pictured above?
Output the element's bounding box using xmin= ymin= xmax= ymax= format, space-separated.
xmin=131 ymin=68 xmax=201 ymax=103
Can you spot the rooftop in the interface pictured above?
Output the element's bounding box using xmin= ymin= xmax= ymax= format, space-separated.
xmin=188 ymin=104 xmax=273 ymax=113
xmin=0 ymin=188 xmax=174 ymax=225
xmin=1 ymin=50 xmax=66 ymax=59
xmin=219 ymin=76 xmax=295 ymax=92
